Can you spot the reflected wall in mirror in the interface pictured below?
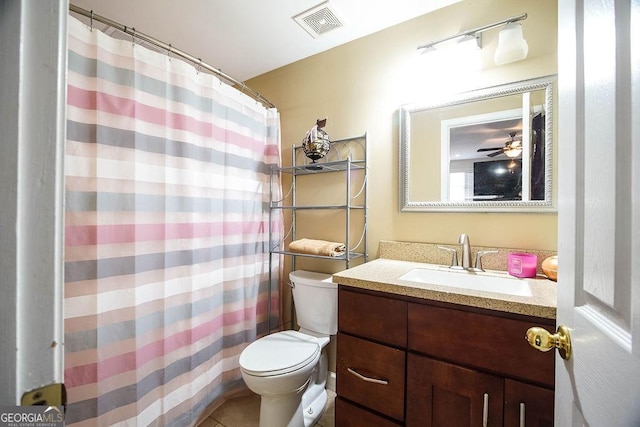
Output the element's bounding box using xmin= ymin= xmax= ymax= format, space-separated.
xmin=399 ymin=75 xmax=556 ymax=212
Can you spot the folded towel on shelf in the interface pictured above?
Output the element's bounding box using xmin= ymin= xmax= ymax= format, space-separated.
xmin=288 ymin=238 xmax=346 ymax=257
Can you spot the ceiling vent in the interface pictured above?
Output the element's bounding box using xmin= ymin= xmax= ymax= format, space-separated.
xmin=294 ymin=1 xmax=344 ymax=38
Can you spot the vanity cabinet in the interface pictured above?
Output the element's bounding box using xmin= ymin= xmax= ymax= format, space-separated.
xmin=336 ymin=287 xmax=556 ymax=426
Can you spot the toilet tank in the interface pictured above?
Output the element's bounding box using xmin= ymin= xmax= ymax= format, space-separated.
xmin=289 ymin=270 xmax=338 ymax=335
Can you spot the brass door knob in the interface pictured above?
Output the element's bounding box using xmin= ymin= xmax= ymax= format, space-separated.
xmin=525 ymin=325 xmax=572 ymax=360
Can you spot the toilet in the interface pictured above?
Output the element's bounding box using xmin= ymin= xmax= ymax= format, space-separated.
xmin=239 ymin=270 xmax=337 ymax=427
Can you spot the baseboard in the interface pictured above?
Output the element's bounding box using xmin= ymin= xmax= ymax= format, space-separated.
xmin=326 ymin=371 xmax=336 ymax=392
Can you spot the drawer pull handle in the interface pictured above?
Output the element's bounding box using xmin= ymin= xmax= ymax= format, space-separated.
xmin=519 ymin=402 xmax=525 ymax=427
xmin=347 ymin=368 xmax=389 ymax=385
xmin=482 ymin=393 xmax=489 ymax=427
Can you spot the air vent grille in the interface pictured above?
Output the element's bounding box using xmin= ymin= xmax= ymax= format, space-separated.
xmin=294 ymin=2 xmax=343 ymax=38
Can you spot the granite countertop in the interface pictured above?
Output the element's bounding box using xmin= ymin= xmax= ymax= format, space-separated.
xmin=332 ymin=258 xmax=557 ymax=319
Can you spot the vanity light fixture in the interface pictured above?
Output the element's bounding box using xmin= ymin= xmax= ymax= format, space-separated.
xmin=494 ymin=22 xmax=529 ymax=65
xmin=417 ymin=13 xmax=528 ymax=65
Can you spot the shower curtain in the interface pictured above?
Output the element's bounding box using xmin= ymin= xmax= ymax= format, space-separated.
xmin=64 ymin=16 xmax=281 ymax=426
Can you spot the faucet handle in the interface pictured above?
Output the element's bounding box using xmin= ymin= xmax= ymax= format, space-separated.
xmin=437 ymin=246 xmax=459 ymax=268
xmin=474 ymin=250 xmax=498 ymax=271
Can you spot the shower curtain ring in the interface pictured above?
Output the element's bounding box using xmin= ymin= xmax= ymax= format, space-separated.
xmin=131 ymin=28 xmax=136 ymax=46
xmin=168 ymin=44 xmax=172 ymax=61
xmin=196 ymin=58 xmax=202 ymax=75
xmin=90 ymin=10 xmax=94 ymax=31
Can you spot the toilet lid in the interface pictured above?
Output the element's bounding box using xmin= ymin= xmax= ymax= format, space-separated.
xmin=239 ymin=330 xmax=320 ymax=377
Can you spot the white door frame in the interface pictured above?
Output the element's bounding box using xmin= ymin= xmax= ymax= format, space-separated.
xmin=0 ymin=0 xmax=67 ymax=404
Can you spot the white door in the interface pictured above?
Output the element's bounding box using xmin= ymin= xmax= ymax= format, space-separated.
xmin=556 ymin=0 xmax=640 ymax=425
xmin=0 ymin=1 xmax=67 ymax=405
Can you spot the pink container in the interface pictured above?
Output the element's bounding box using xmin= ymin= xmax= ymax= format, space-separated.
xmin=508 ymin=253 xmax=538 ymax=278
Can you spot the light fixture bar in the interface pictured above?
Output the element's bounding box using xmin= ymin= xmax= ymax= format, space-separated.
xmin=417 ymin=13 xmax=527 ymax=52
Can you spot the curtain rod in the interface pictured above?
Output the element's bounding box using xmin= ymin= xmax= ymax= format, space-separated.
xmin=69 ymin=4 xmax=276 ymax=109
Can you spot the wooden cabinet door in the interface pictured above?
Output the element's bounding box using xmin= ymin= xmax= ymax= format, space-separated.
xmin=406 ymin=353 xmax=503 ymax=427
xmin=504 ymin=379 xmax=554 ymax=427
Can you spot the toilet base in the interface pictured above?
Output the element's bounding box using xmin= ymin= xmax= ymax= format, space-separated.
xmin=300 ymin=349 xmax=328 ymax=426
xmin=258 ymin=381 xmax=307 ymax=427
xmin=257 ymin=381 xmax=328 ymax=427
xmin=301 ymin=384 xmax=327 ymax=427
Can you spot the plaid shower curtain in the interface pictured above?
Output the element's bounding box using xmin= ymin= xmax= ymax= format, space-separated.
xmin=63 ymin=16 xmax=281 ymax=426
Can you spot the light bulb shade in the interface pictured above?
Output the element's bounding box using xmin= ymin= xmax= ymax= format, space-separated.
xmin=494 ymin=22 xmax=529 ymax=65
xmin=504 ymin=147 xmax=522 ymax=158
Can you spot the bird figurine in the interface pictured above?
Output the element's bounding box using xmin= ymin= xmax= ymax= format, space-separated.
xmin=302 ymin=118 xmax=330 ymax=163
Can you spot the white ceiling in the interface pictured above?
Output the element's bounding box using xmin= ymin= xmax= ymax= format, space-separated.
xmin=69 ymin=0 xmax=461 ymax=82
xmin=451 ymin=118 xmax=523 ymax=161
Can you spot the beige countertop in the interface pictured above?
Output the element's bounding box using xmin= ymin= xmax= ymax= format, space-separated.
xmin=332 ymin=258 xmax=557 ymax=319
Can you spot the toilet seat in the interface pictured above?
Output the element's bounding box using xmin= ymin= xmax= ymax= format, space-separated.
xmin=239 ymin=330 xmax=320 ymax=377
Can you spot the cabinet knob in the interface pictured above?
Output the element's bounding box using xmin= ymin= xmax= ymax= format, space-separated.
xmin=525 ymin=325 xmax=572 ymax=360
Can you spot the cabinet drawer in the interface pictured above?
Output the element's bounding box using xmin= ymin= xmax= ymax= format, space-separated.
xmin=408 ymin=303 xmax=555 ymax=387
xmin=338 ymin=288 xmax=407 ymax=347
xmin=335 ymin=397 xmax=402 ymax=427
xmin=337 ymin=333 xmax=406 ymax=421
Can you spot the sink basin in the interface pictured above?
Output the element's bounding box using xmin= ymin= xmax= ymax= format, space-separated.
xmin=399 ymin=267 xmax=532 ymax=297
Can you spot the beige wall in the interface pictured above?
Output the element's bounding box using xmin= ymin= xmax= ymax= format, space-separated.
xmin=249 ymin=0 xmax=558 ymax=325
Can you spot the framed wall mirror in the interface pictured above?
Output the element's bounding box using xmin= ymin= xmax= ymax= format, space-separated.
xmin=399 ymin=75 xmax=556 ymax=213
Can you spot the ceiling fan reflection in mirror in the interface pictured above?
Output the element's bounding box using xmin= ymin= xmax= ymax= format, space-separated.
xmin=477 ymin=132 xmax=523 ymax=158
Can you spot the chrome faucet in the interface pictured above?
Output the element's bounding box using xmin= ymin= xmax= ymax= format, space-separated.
xmin=459 ymin=233 xmax=472 ymax=269
xmin=439 ymin=234 xmax=497 ymax=271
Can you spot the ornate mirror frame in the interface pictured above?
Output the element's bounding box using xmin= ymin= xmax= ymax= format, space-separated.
xmin=399 ymin=75 xmax=556 ymax=213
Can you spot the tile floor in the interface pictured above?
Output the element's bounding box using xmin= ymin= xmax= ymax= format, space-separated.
xmin=198 ymin=390 xmax=336 ymax=427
